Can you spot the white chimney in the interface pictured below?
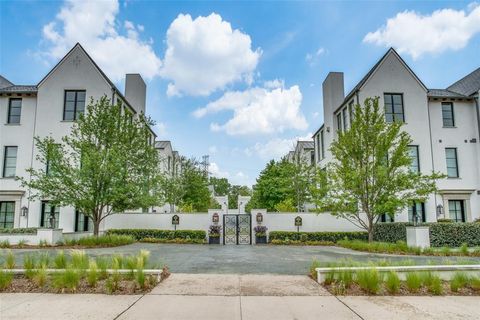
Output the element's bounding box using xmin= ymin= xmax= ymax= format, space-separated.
xmin=125 ymin=74 xmax=146 ymax=114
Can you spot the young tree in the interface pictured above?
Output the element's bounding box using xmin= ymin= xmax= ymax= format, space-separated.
xmin=180 ymin=158 xmax=211 ymax=211
xmin=20 ymin=96 xmax=162 ymax=235
xmin=160 ymin=175 xmax=184 ymax=213
xmin=312 ymin=97 xmax=443 ymax=242
xmin=289 ymin=157 xmax=316 ymax=212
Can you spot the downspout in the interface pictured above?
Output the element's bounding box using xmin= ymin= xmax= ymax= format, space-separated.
xmin=426 ymin=96 xmax=438 ymax=221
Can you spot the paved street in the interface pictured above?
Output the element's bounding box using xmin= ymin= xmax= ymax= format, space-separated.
xmin=1 ymin=274 xmax=479 ymax=320
xmin=2 ymin=243 xmax=477 ymax=275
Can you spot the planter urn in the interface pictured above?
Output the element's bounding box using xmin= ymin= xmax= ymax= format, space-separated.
xmin=255 ymin=235 xmax=267 ymax=244
xmin=209 ymin=236 xmax=220 ymax=244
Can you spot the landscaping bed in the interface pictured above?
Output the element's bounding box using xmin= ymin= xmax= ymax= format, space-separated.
xmin=0 ymin=234 xmax=135 ymax=249
xmin=106 ymin=229 xmax=206 ymax=241
xmin=0 ymin=249 xmax=169 ymax=294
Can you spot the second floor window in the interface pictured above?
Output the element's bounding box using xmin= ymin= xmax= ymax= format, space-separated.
xmin=441 ymin=102 xmax=455 ymax=127
xmin=445 ymin=148 xmax=459 ymax=178
xmin=408 ymin=145 xmax=420 ymax=173
xmin=7 ymin=98 xmax=22 ymax=124
xmin=63 ymin=90 xmax=86 ymax=121
xmin=3 ymin=146 xmax=17 ymax=178
xmin=342 ymin=108 xmax=348 ymax=131
xmin=336 ymin=113 xmax=342 ymax=132
xmin=320 ymin=130 xmax=325 ymax=159
xmin=384 ymin=93 xmax=404 ymax=123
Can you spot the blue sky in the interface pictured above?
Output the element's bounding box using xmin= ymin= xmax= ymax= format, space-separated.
xmin=1 ymin=0 xmax=479 ymax=187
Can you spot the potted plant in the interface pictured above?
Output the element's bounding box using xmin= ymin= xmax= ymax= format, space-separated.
xmin=208 ymin=225 xmax=221 ymax=244
xmin=254 ymin=226 xmax=268 ymax=244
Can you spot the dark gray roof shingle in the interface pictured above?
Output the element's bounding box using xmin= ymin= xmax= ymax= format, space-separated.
xmin=0 ymin=85 xmax=37 ymax=93
xmin=447 ymin=67 xmax=480 ymax=97
xmin=427 ymin=89 xmax=467 ymax=98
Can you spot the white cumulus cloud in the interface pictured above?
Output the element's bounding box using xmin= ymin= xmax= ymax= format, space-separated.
xmin=248 ymin=133 xmax=313 ymax=160
xmin=193 ymin=82 xmax=308 ymax=135
xmin=160 ymin=13 xmax=261 ymax=97
xmin=364 ymin=3 xmax=480 ymax=59
xmin=40 ymin=0 xmax=162 ymax=82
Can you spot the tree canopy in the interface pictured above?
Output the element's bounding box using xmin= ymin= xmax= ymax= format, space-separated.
xmin=21 ymin=96 xmax=162 ymax=235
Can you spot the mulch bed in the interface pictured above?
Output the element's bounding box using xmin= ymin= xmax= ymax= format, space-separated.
xmin=324 ymin=282 xmax=480 ymax=296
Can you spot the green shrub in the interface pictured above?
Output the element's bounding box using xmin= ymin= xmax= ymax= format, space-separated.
xmin=427 ymin=275 xmax=443 ymax=295
xmin=421 ymin=272 xmax=435 ymax=287
xmin=470 ymin=277 xmax=480 ymax=291
xmin=54 ymin=251 xmax=67 ymax=269
xmin=96 ymin=257 xmax=108 ymax=279
xmin=268 ymin=231 xmax=368 ymax=243
xmin=373 ymin=223 xmax=407 ymax=243
xmin=39 ymin=240 xmax=49 ymax=247
xmin=136 ymin=267 xmax=146 ymax=289
xmin=87 ymin=260 xmax=98 ymax=287
xmin=37 ymin=252 xmax=50 ymax=268
xmin=4 ymin=250 xmax=15 ymax=269
xmin=460 ymin=243 xmax=469 ymax=255
xmin=106 ymin=229 xmax=206 ymax=241
xmin=337 ymin=271 xmax=354 ymax=288
xmin=309 ymin=260 xmax=321 ymax=280
xmin=17 ymin=239 xmax=28 ymax=247
xmin=450 ymin=272 xmax=469 ymax=292
xmin=53 ymin=268 xmax=80 ymax=292
xmin=0 ymin=240 xmax=10 ymax=248
xmin=0 ymin=270 xmax=13 ymax=290
xmin=406 ymin=273 xmax=422 ymax=293
xmin=385 ymin=271 xmax=400 ymax=294
xmin=0 ymin=228 xmax=37 ymax=234
xmin=59 ymin=235 xmax=134 ymax=247
xmin=429 ymin=223 xmax=480 ymax=247
xmin=356 ymin=269 xmax=382 ymax=294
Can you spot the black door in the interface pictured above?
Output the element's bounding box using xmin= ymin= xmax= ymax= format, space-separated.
xmin=223 ymin=214 xmax=251 ymax=245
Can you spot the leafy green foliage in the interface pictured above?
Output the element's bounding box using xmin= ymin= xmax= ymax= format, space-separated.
xmin=312 ymin=98 xmax=443 ymax=241
xmin=179 ymin=158 xmax=211 ymax=212
xmin=0 ymin=270 xmax=13 ymax=290
xmin=107 ymin=229 xmax=206 ymax=241
xmin=0 ymin=228 xmax=37 ymax=234
xmin=34 ymin=268 xmax=48 ymax=288
xmin=53 ymin=268 xmax=80 ymax=292
xmin=427 ymin=274 xmax=443 ymax=295
xmin=87 ymin=260 xmax=98 ymax=287
xmin=268 ymin=231 xmax=368 ymax=242
xmin=20 ymin=96 xmax=162 ymax=235
xmin=54 ymin=251 xmax=67 ymax=269
xmin=62 ymin=234 xmax=134 ymax=247
xmin=429 ymin=223 xmax=480 ymax=247
xmin=274 ymin=199 xmax=296 ymax=212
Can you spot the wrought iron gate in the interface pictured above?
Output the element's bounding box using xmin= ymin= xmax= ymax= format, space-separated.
xmin=223 ymin=214 xmax=251 ymax=245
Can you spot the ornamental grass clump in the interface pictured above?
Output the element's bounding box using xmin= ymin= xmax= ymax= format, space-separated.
xmin=4 ymin=250 xmax=15 ymax=269
xmin=450 ymin=272 xmax=469 ymax=292
xmin=96 ymin=256 xmax=108 ymax=279
xmin=0 ymin=270 xmax=13 ymax=290
xmin=0 ymin=240 xmax=10 ymax=248
xmin=70 ymin=250 xmax=88 ymax=270
xmin=356 ymin=269 xmax=382 ymax=294
xmin=34 ymin=267 xmax=48 ymax=288
xmin=54 ymin=251 xmax=67 ymax=269
xmin=37 ymin=252 xmax=50 ymax=269
xmin=385 ymin=271 xmax=400 ymax=294
xmin=460 ymin=243 xmax=469 ymax=256
xmin=309 ymin=260 xmax=321 ymax=280
xmin=125 ymin=256 xmax=137 ymax=280
xmin=87 ymin=260 xmax=98 ymax=287
xmin=337 ymin=271 xmax=354 ymax=289
xmin=53 ymin=268 xmax=80 ymax=292
xmin=470 ymin=277 xmax=480 ymax=291
xmin=23 ymin=254 xmax=37 ymax=279
xmin=406 ymin=272 xmax=422 ymax=293
xmin=136 ymin=267 xmax=146 ymax=289
xmin=427 ymin=275 xmax=443 ymax=295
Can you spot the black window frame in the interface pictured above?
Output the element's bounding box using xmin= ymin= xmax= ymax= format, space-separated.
xmin=408 ymin=145 xmax=420 ymax=173
xmin=448 ymin=200 xmax=465 ymax=222
xmin=40 ymin=201 xmax=60 ymax=228
xmin=384 ymin=93 xmax=405 ymax=123
xmin=336 ymin=112 xmax=342 ymax=132
xmin=320 ymin=130 xmax=325 ymax=159
xmin=0 ymin=201 xmax=15 ymax=229
xmin=3 ymin=146 xmax=18 ymax=178
xmin=380 ymin=213 xmax=394 ymax=222
xmin=7 ymin=98 xmax=22 ymax=124
xmin=63 ymin=90 xmax=86 ymax=121
xmin=445 ymin=147 xmax=459 ymax=178
xmin=441 ymin=102 xmax=455 ymax=127
xmin=408 ymin=202 xmax=426 ymax=223
xmin=74 ymin=210 xmax=92 ymax=232
xmin=342 ymin=107 xmax=348 ymax=131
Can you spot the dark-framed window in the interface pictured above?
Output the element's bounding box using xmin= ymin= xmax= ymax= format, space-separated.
xmin=40 ymin=201 xmax=59 ymax=228
xmin=3 ymin=146 xmax=17 ymax=178
xmin=448 ymin=200 xmax=465 ymax=222
xmin=63 ymin=90 xmax=86 ymax=121
xmin=342 ymin=107 xmax=348 ymax=131
xmin=408 ymin=145 xmax=420 ymax=173
xmin=348 ymin=100 xmax=354 ymax=122
xmin=445 ymin=148 xmax=459 ymax=178
xmin=380 ymin=213 xmax=394 ymax=222
xmin=441 ymin=102 xmax=455 ymax=127
xmin=75 ymin=210 xmax=92 ymax=232
xmin=7 ymin=98 xmax=22 ymax=124
xmin=336 ymin=113 xmax=342 ymax=132
xmin=310 ymin=150 xmax=315 ymax=165
xmin=0 ymin=201 xmax=15 ymax=228
xmin=316 ymin=135 xmax=320 ymax=162
xmin=45 ymin=144 xmax=60 ymax=175
xmin=408 ymin=202 xmax=426 ymax=223
xmin=384 ymin=93 xmax=404 ymax=123
xmin=320 ymin=130 xmax=325 ymax=159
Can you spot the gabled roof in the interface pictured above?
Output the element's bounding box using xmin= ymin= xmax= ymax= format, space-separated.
xmin=447 ymin=67 xmax=480 ymax=97
xmin=0 ymin=75 xmax=14 ymax=89
xmin=155 ymin=141 xmax=172 ymax=149
xmin=427 ymin=89 xmax=467 ymax=98
xmin=296 ymin=140 xmax=314 ymax=150
xmin=335 ymin=48 xmax=428 ymax=114
xmin=0 ymin=85 xmax=37 ymax=94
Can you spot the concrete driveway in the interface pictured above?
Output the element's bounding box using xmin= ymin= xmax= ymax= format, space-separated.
xmin=2 ymin=243 xmax=477 ymax=275
xmin=1 ymin=274 xmax=479 ymax=320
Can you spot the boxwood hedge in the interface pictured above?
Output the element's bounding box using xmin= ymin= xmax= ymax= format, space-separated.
xmin=268 ymin=231 xmax=368 ymax=243
xmin=0 ymin=228 xmax=37 ymax=234
xmin=373 ymin=222 xmax=480 ymax=247
xmin=106 ymin=229 xmax=206 ymax=241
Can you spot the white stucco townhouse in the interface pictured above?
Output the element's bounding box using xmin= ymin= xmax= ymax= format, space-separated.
xmin=0 ymin=43 xmax=158 ymax=232
xmin=312 ymin=48 xmax=480 ymax=223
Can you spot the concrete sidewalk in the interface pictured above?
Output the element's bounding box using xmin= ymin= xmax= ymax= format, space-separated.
xmin=1 ymin=274 xmax=479 ymax=320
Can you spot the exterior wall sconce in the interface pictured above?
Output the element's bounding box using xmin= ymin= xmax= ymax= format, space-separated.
xmin=256 ymin=212 xmax=263 ymax=224
xmin=21 ymin=206 xmax=28 ymax=217
xmin=436 ymin=204 xmax=444 ymax=217
xmin=212 ymin=212 xmax=219 ymax=224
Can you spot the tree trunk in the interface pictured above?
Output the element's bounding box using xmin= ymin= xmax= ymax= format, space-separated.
xmin=93 ymin=219 xmax=101 ymax=237
xmin=368 ymin=229 xmax=373 ymax=243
